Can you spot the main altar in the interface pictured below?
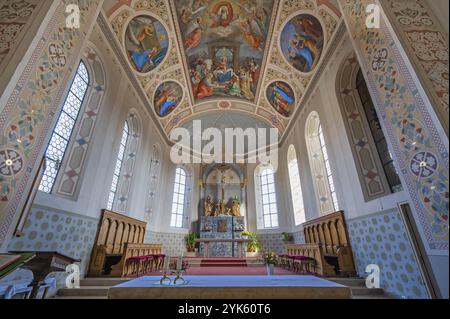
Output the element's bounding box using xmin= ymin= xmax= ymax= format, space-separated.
xmin=198 ymin=164 xmax=247 ymax=258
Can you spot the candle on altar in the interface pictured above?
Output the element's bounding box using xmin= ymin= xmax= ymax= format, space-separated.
xmin=177 ymin=254 xmax=183 ymax=270
xmin=163 ymin=256 xmax=170 ymax=272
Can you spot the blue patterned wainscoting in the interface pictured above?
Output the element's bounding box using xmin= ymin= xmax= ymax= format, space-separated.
xmin=257 ymin=233 xmax=286 ymax=254
xmin=145 ymin=231 xmax=186 ymax=257
xmin=0 ymin=205 xmax=98 ymax=296
xmin=292 ymin=230 xmax=305 ymax=244
xmin=347 ymin=209 xmax=429 ymax=299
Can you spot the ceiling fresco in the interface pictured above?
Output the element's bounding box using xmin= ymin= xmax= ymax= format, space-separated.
xmin=174 ymin=0 xmax=275 ymax=103
xmin=103 ymin=0 xmax=341 ymax=143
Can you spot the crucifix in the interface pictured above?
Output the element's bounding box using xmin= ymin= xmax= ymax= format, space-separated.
xmin=217 ymin=164 xmax=230 ymax=215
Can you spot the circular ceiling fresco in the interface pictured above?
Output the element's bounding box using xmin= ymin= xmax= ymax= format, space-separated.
xmin=154 ymin=81 xmax=184 ymax=118
xmin=266 ymin=81 xmax=296 ymax=117
xmin=125 ymin=15 xmax=169 ymax=73
xmin=280 ymin=14 xmax=324 ymax=73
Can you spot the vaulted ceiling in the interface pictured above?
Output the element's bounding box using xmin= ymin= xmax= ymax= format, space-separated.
xmin=102 ymin=0 xmax=342 ymax=143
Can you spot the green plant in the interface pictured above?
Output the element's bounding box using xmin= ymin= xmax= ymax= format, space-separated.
xmin=262 ymin=251 xmax=277 ymax=265
xmin=185 ymin=232 xmax=198 ymax=252
xmin=247 ymin=233 xmax=260 ymax=253
xmin=282 ymin=232 xmax=292 ymax=244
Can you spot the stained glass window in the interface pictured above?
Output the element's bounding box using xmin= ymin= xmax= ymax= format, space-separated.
xmin=288 ymin=145 xmax=305 ymax=225
xmin=39 ymin=61 xmax=89 ymax=193
xmin=106 ymin=121 xmax=129 ymax=210
xmin=170 ymin=167 xmax=187 ymax=228
xmin=318 ymin=124 xmax=339 ymax=211
xmin=260 ymin=167 xmax=279 ymax=228
xmin=356 ymin=70 xmax=403 ymax=193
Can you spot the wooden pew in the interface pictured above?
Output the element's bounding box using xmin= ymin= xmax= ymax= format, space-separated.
xmin=287 ymin=211 xmax=356 ymax=277
xmin=88 ymin=210 xmax=163 ymax=277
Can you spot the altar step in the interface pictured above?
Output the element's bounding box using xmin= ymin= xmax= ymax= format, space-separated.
xmin=328 ymin=278 xmax=393 ymax=299
xmin=201 ymin=259 xmax=248 ymax=267
xmin=54 ymin=276 xmax=394 ymax=299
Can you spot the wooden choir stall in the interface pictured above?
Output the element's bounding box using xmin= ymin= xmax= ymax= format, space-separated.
xmin=283 ymin=211 xmax=356 ymax=277
xmin=88 ymin=210 xmax=164 ymax=277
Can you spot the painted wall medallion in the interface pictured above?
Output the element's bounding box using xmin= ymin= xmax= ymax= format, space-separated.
xmin=154 ymin=81 xmax=183 ymax=117
xmin=280 ymin=14 xmax=324 ymax=73
xmin=125 ymin=15 xmax=169 ymax=73
xmin=266 ymin=81 xmax=295 ymax=117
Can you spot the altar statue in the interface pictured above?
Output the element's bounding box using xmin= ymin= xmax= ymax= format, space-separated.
xmin=204 ymin=195 xmax=213 ymax=217
xmin=231 ymin=196 xmax=241 ymax=217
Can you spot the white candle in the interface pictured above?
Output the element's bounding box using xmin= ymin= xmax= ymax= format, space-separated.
xmin=177 ymin=256 xmax=183 ymax=270
xmin=163 ymin=256 xmax=170 ymax=272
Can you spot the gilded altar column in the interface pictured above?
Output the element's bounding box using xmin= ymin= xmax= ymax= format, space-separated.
xmin=337 ymin=0 xmax=448 ymax=294
xmin=0 ymin=0 xmax=104 ymax=252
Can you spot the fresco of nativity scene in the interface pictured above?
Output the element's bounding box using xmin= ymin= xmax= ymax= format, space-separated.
xmin=280 ymin=14 xmax=324 ymax=73
xmin=125 ymin=15 xmax=169 ymax=73
xmin=175 ymin=0 xmax=275 ymax=103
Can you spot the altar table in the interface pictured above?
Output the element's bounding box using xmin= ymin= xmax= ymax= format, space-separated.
xmin=107 ymin=275 xmax=351 ymax=299
xmin=195 ymin=238 xmax=250 ymax=258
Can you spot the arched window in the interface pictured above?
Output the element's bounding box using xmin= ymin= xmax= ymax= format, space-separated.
xmin=170 ymin=167 xmax=187 ymax=228
xmin=106 ymin=121 xmax=129 ymax=210
xmin=356 ymin=69 xmax=402 ymax=193
xmin=287 ymin=145 xmax=305 ymax=225
xmin=259 ymin=166 xmax=279 ymax=228
xmin=39 ymin=61 xmax=89 ymax=193
xmin=306 ymin=111 xmax=339 ymax=215
xmin=318 ymin=124 xmax=339 ymax=211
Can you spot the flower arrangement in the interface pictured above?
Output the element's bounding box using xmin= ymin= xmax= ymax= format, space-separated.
xmin=262 ymin=252 xmax=277 ymax=265
xmin=242 ymin=230 xmax=251 ymax=236
xmin=247 ymin=233 xmax=260 ymax=253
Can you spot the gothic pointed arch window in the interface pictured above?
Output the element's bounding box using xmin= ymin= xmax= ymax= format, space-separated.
xmin=106 ymin=120 xmax=129 ymax=210
xmin=306 ymin=111 xmax=339 ymax=214
xmin=39 ymin=61 xmax=89 ymax=193
xmin=255 ymin=165 xmax=279 ymax=229
xmin=171 ymin=167 xmax=187 ymax=228
xmin=287 ymin=145 xmax=305 ymax=225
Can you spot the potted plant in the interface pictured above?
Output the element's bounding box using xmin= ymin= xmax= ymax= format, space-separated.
xmin=262 ymin=251 xmax=277 ymax=276
xmin=246 ymin=233 xmax=260 ymax=258
xmin=184 ymin=232 xmax=198 ymax=257
xmin=241 ymin=229 xmax=250 ymax=239
xmin=282 ymin=232 xmax=293 ymax=245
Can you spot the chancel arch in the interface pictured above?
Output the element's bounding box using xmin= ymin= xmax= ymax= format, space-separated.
xmin=305 ymin=111 xmax=339 ymax=215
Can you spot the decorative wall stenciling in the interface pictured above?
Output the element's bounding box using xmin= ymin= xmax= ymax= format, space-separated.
xmin=0 ymin=0 xmax=102 ymax=249
xmin=115 ymin=111 xmax=141 ymax=213
xmin=338 ymin=0 xmax=449 ymax=251
xmin=347 ymin=209 xmax=429 ymax=299
xmin=124 ymin=15 xmax=169 ymax=73
xmin=336 ymin=54 xmax=390 ymax=201
xmin=154 ymin=81 xmax=183 ymax=117
xmin=280 ymin=14 xmax=324 ymax=73
xmin=266 ymin=81 xmax=296 ymax=117
xmin=257 ymin=233 xmax=286 ymax=254
xmin=145 ymin=231 xmax=186 ymax=257
xmin=56 ymin=46 xmax=106 ymax=198
xmin=381 ymin=0 xmax=449 ymax=132
xmin=144 ymin=144 xmax=161 ymax=223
